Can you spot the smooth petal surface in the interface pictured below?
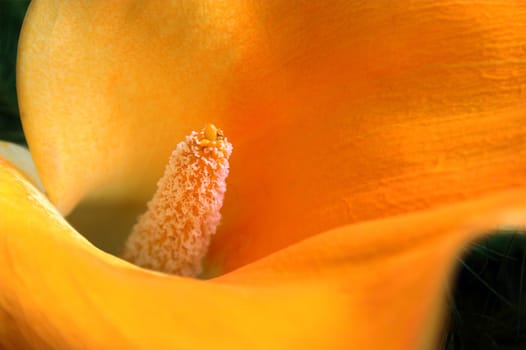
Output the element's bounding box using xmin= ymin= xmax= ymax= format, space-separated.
xmin=3 ymin=151 xmax=526 ymax=349
xmin=17 ymin=1 xmax=526 ymax=273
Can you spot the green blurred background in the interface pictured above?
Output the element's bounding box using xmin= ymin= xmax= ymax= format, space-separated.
xmin=0 ymin=0 xmax=28 ymax=144
xmin=1 ymin=1 xmax=526 ymax=349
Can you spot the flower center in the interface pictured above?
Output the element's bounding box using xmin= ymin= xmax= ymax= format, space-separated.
xmin=122 ymin=124 xmax=232 ymax=276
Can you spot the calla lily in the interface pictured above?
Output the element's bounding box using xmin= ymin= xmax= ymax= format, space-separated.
xmin=1 ymin=0 xmax=526 ymax=348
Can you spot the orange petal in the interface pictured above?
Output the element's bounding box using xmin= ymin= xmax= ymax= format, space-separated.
xmin=3 ymin=150 xmax=526 ymax=349
xmin=17 ymin=1 xmax=526 ymax=273
xmin=220 ymin=188 xmax=526 ymax=349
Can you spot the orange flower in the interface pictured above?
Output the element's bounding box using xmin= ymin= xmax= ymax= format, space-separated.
xmin=2 ymin=1 xmax=526 ymax=348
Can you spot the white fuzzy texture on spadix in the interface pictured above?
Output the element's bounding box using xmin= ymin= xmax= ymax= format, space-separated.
xmin=122 ymin=126 xmax=232 ymax=276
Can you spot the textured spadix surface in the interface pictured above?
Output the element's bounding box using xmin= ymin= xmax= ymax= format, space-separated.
xmin=123 ymin=127 xmax=233 ymax=276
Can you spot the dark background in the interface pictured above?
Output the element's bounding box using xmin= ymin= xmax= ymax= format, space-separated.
xmin=1 ymin=1 xmax=526 ymax=349
xmin=0 ymin=0 xmax=27 ymax=144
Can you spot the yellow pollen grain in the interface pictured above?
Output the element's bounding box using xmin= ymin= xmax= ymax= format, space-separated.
xmin=122 ymin=125 xmax=233 ymax=276
xmin=204 ymin=124 xmax=218 ymax=141
xmin=199 ymin=139 xmax=211 ymax=147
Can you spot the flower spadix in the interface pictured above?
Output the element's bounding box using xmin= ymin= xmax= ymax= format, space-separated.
xmin=123 ymin=124 xmax=232 ymax=276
